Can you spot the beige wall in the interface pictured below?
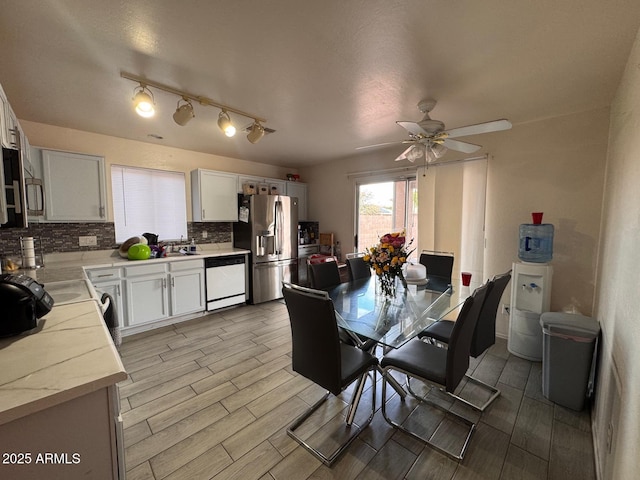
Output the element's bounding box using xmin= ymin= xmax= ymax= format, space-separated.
xmin=21 ymin=120 xmax=294 ymax=221
xmin=302 ymin=106 xmax=608 ymax=338
xmin=591 ymin=27 xmax=640 ymax=480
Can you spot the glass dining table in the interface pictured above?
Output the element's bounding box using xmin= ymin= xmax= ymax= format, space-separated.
xmin=326 ymin=275 xmax=479 ymax=349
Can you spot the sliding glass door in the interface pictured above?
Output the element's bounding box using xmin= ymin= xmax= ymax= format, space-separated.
xmin=355 ymin=178 xmax=418 ymax=260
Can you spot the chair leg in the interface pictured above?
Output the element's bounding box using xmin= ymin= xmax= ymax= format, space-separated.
xmin=287 ymin=372 xmax=376 ymax=466
xmin=444 ymin=374 xmax=501 ymax=412
xmin=381 ymin=370 xmax=476 ymax=461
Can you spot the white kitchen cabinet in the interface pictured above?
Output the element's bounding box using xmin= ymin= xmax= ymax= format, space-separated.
xmin=95 ymin=278 xmax=125 ymax=327
xmin=191 ymin=169 xmax=239 ymax=222
xmin=169 ymin=259 xmax=205 ymax=316
xmin=125 ymin=266 xmax=170 ymax=326
xmin=0 ymin=85 xmax=19 ymax=150
xmin=121 ymin=259 xmax=205 ymax=327
xmin=286 ymin=181 xmax=308 ymax=220
xmin=41 ymin=149 xmax=107 ymax=221
xmin=86 ymin=267 xmax=126 ymax=326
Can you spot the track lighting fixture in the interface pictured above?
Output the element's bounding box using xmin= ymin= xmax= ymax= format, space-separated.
xmin=246 ymin=121 xmax=265 ymax=144
xmin=133 ymin=85 xmax=155 ymax=118
xmin=172 ymin=98 xmax=195 ymax=126
xmin=121 ymin=72 xmax=271 ymax=144
xmin=217 ymin=110 xmax=236 ymax=137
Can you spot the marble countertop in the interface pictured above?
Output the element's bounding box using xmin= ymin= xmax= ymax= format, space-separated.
xmin=0 ymin=300 xmax=127 ymax=426
xmin=31 ymin=244 xmax=250 ymax=283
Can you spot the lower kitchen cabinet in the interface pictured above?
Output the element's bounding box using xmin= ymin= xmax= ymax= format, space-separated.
xmin=123 ymin=260 xmax=205 ymax=327
xmin=169 ymin=260 xmax=206 ymax=316
xmin=125 ymin=270 xmax=170 ymax=325
xmin=92 ymin=278 xmax=125 ymax=327
xmin=87 ymin=258 xmax=206 ymax=332
xmin=86 ymin=267 xmax=127 ymax=327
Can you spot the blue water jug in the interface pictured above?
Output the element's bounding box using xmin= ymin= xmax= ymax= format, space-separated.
xmin=518 ymin=223 xmax=554 ymax=263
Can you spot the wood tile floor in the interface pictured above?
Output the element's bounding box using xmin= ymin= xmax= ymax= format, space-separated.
xmin=117 ymin=301 xmax=596 ymax=480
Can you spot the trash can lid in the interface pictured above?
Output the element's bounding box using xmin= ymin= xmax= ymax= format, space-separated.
xmin=540 ymin=312 xmax=600 ymax=335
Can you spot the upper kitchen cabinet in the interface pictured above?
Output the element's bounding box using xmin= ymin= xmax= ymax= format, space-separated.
xmin=286 ymin=181 xmax=308 ymax=220
xmin=41 ymin=149 xmax=107 ymax=222
xmin=191 ymin=169 xmax=238 ymax=222
xmin=0 ymin=85 xmax=19 ymax=150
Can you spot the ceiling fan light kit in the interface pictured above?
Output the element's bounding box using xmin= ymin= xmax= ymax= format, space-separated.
xmin=121 ymin=72 xmax=269 ymax=144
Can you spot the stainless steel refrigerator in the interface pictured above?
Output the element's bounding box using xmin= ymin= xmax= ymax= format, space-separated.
xmin=233 ymin=194 xmax=298 ymax=303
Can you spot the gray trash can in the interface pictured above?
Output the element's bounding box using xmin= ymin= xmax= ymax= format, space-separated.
xmin=540 ymin=312 xmax=600 ymax=411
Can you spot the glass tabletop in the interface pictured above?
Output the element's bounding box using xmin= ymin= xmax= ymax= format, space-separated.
xmin=326 ymin=276 xmax=477 ymax=349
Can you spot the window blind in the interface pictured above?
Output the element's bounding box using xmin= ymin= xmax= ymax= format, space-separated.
xmin=111 ymin=165 xmax=188 ymax=243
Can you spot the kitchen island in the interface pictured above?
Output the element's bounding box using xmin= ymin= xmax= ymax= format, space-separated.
xmin=0 ymin=300 xmax=127 ymax=479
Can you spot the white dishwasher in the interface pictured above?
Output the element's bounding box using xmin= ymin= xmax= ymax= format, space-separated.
xmin=205 ymin=255 xmax=247 ymax=311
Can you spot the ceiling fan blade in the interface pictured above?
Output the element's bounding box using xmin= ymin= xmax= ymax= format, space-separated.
xmin=394 ymin=144 xmax=425 ymax=162
xmin=356 ymin=140 xmax=405 ymax=150
xmin=396 ymin=121 xmax=429 ymax=137
xmin=442 ymin=138 xmax=482 ymax=153
xmin=445 ymin=119 xmax=512 ymax=139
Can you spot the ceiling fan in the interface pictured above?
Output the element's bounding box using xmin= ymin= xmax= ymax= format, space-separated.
xmin=359 ymin=99 xmax=512 ymax=164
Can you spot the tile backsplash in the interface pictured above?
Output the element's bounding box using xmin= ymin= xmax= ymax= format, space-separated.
xmin=0 ymin=222 xmax=232 ymax=258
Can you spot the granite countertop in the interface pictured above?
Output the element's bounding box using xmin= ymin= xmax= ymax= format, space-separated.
xmin=0 ymin=300 xmax=127 ymax=426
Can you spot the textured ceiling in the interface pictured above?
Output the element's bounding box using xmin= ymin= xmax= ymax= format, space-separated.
xmin=1 ymin=1 xmax=639 ymax=168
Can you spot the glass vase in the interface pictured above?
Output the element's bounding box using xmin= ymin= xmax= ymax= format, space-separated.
xmin=376 ymin=273 xmax=397 ymax=299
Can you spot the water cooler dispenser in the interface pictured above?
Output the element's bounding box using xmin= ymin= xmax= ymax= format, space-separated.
xmin=508 ymin=212 xmax=554 ymax=361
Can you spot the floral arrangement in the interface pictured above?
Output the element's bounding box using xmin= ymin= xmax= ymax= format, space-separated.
xmin=363 ymin=231 xmax=414 ymax=297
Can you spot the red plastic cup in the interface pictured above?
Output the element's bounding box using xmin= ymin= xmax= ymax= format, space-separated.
xmin=532 ymin=212 xmax=544 ymax=224
xmin=461 ymin=272 xmax=472 ymax=287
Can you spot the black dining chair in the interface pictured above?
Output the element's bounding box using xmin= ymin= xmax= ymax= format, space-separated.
xmin=308 ymin=260 xmax=342 ymax=289
xmin=345 ymin=254 xmax=371 ymax=282
xmin=282 ymin=282 xmax=379 ymax=466
xmin=380 ymin=282 xmax=489 ymax=461
xmin=418 ymin=270 xmax=512 ymax=411
xmin=419 ymin=250 xmax=454 ymax=292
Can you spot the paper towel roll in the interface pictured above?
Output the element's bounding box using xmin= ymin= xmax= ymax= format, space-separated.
xmin=22 ymin=237 xmax=36 ymax=268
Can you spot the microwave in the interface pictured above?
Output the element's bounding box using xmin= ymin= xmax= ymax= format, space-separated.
xmin=1 ymin=147 xmax=28 ymax=228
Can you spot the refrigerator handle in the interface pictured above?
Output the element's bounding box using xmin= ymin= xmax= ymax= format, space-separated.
xmin=275 ymin=200 xmax=282 ymax=255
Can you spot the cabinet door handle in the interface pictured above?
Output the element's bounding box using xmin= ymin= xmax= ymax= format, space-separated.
xmin=116 ymin=284 xmax=121 ymax=296
xmin=162 ymin=278 xmax=167 ymax=288
xmin=171 ymin=277 xmax=175 ymax=288
xmin=202 ymin=209 xmax=206 ymax=219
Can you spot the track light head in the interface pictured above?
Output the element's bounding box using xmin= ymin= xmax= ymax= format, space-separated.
xmin=217 ymin=110 xmax=236 ymax=137
xmin=246 ymin=121 xmax=265 ymax=144
xmin=133 ymin=85 xmax=155 ymax=118
xmin=173 ymin=98 xmax=195 ymax=126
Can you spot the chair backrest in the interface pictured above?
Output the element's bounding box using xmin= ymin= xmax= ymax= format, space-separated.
xmin=282 ymin=283 xmax=343 ymax=395
xmin=419 ymin=250 xmax=454 ymax=283
xmin=445 ymin=282 xmax=489 ymax=392
xmin=346 ymin=256 xmax=371 ymax=281
xmin=470 ymin=270 xmax=512 ymax=357
xmin=309 ymin=260 xmax=341 ymax=289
